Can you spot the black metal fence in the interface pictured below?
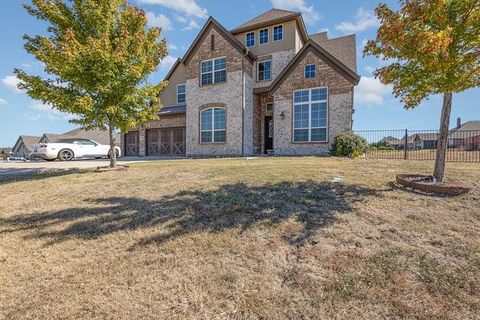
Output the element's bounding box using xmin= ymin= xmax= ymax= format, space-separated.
xmin=354 ymin=129 xmax=480 ymax=162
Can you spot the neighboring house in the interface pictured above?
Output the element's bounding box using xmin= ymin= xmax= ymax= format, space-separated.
xmin=123 ymin=8 xmax=360 ymax=157
xmin=11 ymin=128 xmax=121 ymax=160
xmin=379 ymin=136 xmax=402 ymax=149
xmin=449 ymin=119 xmax=480 ymax=150
xmin=408 ymin=133 xmax=439 ymax=150
xmin=11 ymin=136 xmax=41 ymax=158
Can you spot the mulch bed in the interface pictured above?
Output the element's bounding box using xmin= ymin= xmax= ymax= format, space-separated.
xmin=396 ymin=174 xmax=474 ymax=195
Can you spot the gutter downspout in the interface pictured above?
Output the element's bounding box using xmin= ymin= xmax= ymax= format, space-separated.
xmin=241 ymin=51 xmax=248 ymax=156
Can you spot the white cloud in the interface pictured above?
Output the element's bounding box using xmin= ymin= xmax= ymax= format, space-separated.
xmin=27 ymin=102 xmax=75 ymax=121
xmin=0 ymin=98 xmax=7 ymax=105
xmin=364 ymin=65 xmax=376 ymax=74
xmin=174 ymin=15 xmax=188 ymax=23
xmin=159 ymin=55 xmax=178 ymax=71
xmin=145 ymin=12 xmax=173 ymax=30
xmin=138 ymin=0 xmax=207 ymax=18
xmin=271 ymin=0 xmax=321 ymax=25
xmin=335 ymin=8 xmax=379 ymax=34
xmin=1 ymin=75 xmax=24 ymax=93
xmin=169 ymin=43 xmax=178 ymax=50
xmin=356 ymin=76 xmax=392 ymax=106
xmin=182 ymin=19 xmax=200 ymax=31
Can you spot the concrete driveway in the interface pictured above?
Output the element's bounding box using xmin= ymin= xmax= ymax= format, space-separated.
xmin=0 ymin=157 xmax=165 ymax=179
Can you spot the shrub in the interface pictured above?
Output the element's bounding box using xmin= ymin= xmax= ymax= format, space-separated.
xmin=330 ymin=132 xmax=368 ymax=158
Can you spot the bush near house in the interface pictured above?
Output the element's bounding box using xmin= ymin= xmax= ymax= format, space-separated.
xmin=330 ymin=132 xmax=368 ymax=158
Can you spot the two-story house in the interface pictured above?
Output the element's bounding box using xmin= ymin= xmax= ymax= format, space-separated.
xmin=122 ymin=9 xmax=360 ymax=157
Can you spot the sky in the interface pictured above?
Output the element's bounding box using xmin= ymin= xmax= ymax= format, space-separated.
xmin=0 ymin=0 xmax=478 ymax=147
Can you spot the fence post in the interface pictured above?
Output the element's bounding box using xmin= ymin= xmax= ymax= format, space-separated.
xmin=404 ymin=129 xmax=408 ymax=160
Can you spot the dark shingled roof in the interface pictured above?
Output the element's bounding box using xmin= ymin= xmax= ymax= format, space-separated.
xmin=158 ymin=105 xmax=186 ymax=116
xmin=53 ymin=128 xmax=118 ymax=145
xmin=310 ymin=32 xmax=357 ymax=73
xmin=232 ymin=8 xmax=299 ymax=32
xmin=16 ymin=136 xmax=41 ymax=152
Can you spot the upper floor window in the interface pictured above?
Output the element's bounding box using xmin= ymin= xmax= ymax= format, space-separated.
xmin=258 ymin=60 xmax=271 ymax=81
xmin=273 ymin=25 xmax=283 ymax=41
xmin=201 ymin=57 xmax=227 ymax=86
xmin=200 ymin=108 xmax=226 ymax=143
xmin=259 ymin=28 xmax=269 ymax=44
xmin=246 ymin=32 xmax=255 ymax=47
xmin=293 ymin=88 xmax=328 ymax=142
xmin=304 ymin=64 xmax=316 ymax=79
xmin=177 ymin=83 xmax=186 ymax=104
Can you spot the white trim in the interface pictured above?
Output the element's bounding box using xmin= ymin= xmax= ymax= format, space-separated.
xmin=200 ymin=56 xmax=227 ymax=86
xmin=176 ymin=83 xmax=186 ymax=104
xmin=273 ymin=24 xmax=284 ymax=42
xmin=292 ymin=87 xmax=329 ymax=143
xmin=259 ymin=28 xmax=269 ymax=45
xmin=257 ymin=60 xmax=272 ymax=82
xmin=246 ymin=32 xmax=255 ymax=48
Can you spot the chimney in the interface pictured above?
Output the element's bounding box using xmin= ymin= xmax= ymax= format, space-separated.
xmin=457 ymin=117 xmax=461 ymax=129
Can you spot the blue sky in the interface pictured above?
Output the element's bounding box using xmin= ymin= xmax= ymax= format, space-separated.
xmin=0 ymin=0 xmax=478 ymax=147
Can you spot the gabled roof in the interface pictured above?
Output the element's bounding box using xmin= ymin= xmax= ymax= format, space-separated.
xmin=183 ymin=17 xmax=256 ymax=65
xmin=58 ymin=127 xmax=115 ymax=145
xmin=449 ymin=120 xmax=480 ymax=139
xmin=13 ymin=135 xmax=41 ymax=152
xmin=231 ymin=8 xmax=309 ymax=42
xmin=158 ymin=105 xmax=186 ymax=116
xmin=265 ymin=39 xmax=360 ymax=94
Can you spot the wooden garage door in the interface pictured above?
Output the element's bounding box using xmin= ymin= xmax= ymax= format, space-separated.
xmin=125 ymin=131 xmax=139 ymax=156
xmin=147 ymin=128 xmax=185 ymax=156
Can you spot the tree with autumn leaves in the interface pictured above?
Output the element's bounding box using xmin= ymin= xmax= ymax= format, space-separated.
xmin=15 ymin=0 xmax=168 ymax=168
xmin=364 ymin=0 xmax=479 ymax=182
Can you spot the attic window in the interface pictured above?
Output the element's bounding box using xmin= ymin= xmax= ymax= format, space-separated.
xmin=211 ymin=34 xmax=215 ymax=51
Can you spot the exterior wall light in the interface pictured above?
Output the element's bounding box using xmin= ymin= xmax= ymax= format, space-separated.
xmin=280 ymin=111 xmax=285 ymax=120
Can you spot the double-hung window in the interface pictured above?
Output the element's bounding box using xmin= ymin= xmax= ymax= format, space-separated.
xmin=201 ymin=57 xmax=226 ymax=86
xmin=293 ymin=88 xmax=328 ymax=142
xmin=200 ymin=108 xmax=226 ymax=143
xmin=258 ymin=60 xmax=271 ymax=81
xmin=273 ymin=25 xmax=283 ymax=41
xmin=246 ymin=32 xmax=255 ymax=47
xmin=177 ymin=84 xmax=186 ymax=104
xmin=304 ymin=64 xmax=316 ymax=78
xmin=259 ymin=28 xmax=269 ymax=44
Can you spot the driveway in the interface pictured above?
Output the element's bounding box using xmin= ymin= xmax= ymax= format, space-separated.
xmin=0 ymin=157 xmax=172 ymax=179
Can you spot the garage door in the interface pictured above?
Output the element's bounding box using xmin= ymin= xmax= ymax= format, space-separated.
xmin=147 ymin=128 xmax=185 ymax=156
xmin=125 ymin=131 xmax=139 ymax=156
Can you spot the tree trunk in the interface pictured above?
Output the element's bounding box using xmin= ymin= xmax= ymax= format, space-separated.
xmin=433 ymin=92 xmax=453 ymax=182
xmin=108 ymin=121 xmax=117 ymax=168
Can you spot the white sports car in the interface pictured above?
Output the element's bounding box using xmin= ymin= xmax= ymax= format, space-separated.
xmin=31 ymin=138 xmax=121 ymax=161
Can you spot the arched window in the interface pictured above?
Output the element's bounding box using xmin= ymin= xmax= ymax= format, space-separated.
xmin=200 ymin=108 xmax=226 ymax=143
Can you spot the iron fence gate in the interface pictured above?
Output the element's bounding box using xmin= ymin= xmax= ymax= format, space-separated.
xmin=354 ymin=129 xmax=480 ymax=162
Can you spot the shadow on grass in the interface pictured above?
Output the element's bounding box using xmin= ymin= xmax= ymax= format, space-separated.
xmin=0 ymin=168 xmax=90 ymax=185
xmin=0 ymin=181 xmax=383 ymax=247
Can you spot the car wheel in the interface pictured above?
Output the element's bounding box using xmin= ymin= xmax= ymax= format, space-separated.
xmin=58 ymin=149 xmax=74 ymax=161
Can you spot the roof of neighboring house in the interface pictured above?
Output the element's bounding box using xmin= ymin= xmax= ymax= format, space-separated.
xmin=231 ymin=9 xmax=309 ymax=42
xmin=41 ymin=133 xmax=62 ymax=141
xmin=264 ymin=39 xmax=360 ymax=94
xmin=406 ymin=133 xmax=438 ymax=143
xmin=449 ymin=120 xmax=480 ymax=138
xmin=183 ymin=17 xmax=256 ymax=65
xmin=310 ymin=32 xmax=357 ymax=73
xmin=158 ymin=105 xmax=186 ymax=116
xmin=13 ymin=135 xmax=41 ymax=152
xmin=380 ymin=136 xmax=401 ymax=144
xmin=0 ymin=147 xmax=12 ymax=153
xmin=55 ymin=128 xmax=117 ymax=145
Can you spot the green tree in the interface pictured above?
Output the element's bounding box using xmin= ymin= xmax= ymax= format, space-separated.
xmin=16 ymin=0 xmax=168 ymax=167
xmin=364 ymin=0 xmax=479 ymax=182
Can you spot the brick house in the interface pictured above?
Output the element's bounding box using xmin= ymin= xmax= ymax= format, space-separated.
xmin=123 ymin=9 xmax=360 ymax=157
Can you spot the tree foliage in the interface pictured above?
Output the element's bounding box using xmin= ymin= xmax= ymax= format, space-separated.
xmin=15 ymin=0 xmax=168 ymax=166
xmin=364 ymin=0 xmax=479 ymax=108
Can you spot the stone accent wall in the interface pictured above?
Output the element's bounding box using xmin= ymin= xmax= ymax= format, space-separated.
xmin=184 ymin=24 xmax=254 ymax=156
xmin=271 ymin=50 xmax=354 ymax=155
xmin=186 ymin=71 xmax=245 ymax=156
xmin=254 ymin=49 xmax=296 ymax=89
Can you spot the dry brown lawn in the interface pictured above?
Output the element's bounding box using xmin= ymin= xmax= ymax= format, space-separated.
xmin=0 ymin=157 xmax=479 ymax=320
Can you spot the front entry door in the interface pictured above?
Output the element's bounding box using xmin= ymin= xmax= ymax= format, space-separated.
xmin=264 ymin=116 xmax=273 ymax=153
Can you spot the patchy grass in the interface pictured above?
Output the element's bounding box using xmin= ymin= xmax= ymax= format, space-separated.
xmin=0 ymin=157 xmax=479 ymax=319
